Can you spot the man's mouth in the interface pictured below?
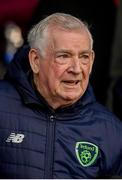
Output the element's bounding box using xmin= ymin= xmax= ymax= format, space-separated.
xmin=63 ymin=80 xmax=80 ymax=85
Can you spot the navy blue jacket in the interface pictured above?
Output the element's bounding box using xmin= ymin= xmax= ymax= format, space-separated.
xmin=0 ymin=46 xmax=122 ymax=178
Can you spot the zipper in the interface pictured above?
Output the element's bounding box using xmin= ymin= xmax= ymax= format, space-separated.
xmin=44 ymin=114 xmax=56 ymax=179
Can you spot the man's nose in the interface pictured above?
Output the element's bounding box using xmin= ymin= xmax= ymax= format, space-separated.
xmin=67 ymin=57 xmax=81 ymax=74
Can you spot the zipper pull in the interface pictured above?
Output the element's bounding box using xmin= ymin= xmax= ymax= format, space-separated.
xmin=50 ymin=115 xmax=55 ymax=122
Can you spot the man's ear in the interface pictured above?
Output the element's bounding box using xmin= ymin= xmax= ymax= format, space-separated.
xmin=89 ymin=50 xmax=95 ymax=74
xmin=28 ymin=49 xmax=40 ymax=74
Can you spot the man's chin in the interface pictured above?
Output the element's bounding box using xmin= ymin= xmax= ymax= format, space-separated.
xmin=61 ymin=93 xmax=82 ymax=102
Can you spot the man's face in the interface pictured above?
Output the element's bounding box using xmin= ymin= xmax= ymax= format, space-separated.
xmin=30 ymin=29 xmax=94 ymax=109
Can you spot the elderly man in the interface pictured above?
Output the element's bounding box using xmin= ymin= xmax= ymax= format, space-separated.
xmin=0 ymin=13 xmax=122 ymax=178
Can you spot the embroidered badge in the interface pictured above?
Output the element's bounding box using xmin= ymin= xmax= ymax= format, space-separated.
xmin=75 ymin=141 xmax=98 ymax=167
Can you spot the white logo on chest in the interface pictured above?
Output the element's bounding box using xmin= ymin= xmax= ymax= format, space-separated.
xmin=6 ymin=133 xmax=25 ymax=143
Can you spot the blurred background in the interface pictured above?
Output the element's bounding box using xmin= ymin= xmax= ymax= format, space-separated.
xmin=0 ymin=0 xmax=122 ymax=119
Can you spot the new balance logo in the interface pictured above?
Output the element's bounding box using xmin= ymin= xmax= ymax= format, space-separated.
xmin=6 ymin=133 xmax=25 ymax=143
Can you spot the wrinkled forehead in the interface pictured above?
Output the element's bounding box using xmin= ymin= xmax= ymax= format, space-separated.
xmin=48 ymin=24 xmax=92 ymax=43
xmin=47 ymin=26 xmax=92 ymax=49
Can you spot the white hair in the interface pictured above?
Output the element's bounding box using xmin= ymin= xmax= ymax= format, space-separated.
xmin=27 ymin=13 xmax=93 ymax=57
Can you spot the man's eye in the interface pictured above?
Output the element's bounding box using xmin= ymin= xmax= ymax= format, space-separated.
xmin=81 ymin=54 xmax=89 ymax=59
xmin=58 ymin=54 xmax=69 ymax=58
xmin=55 ymin=54 xmax=71 ymax=64
xmin=79 ymin=54 xmax=90 ymax=64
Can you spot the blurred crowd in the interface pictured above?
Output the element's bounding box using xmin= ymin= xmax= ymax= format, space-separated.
xmin=0 ymin=0 xmax=122 ymax=119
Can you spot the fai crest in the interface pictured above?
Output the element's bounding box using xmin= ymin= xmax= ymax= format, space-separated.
xmin=75 ymin=141 xmax=98 ymax=167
